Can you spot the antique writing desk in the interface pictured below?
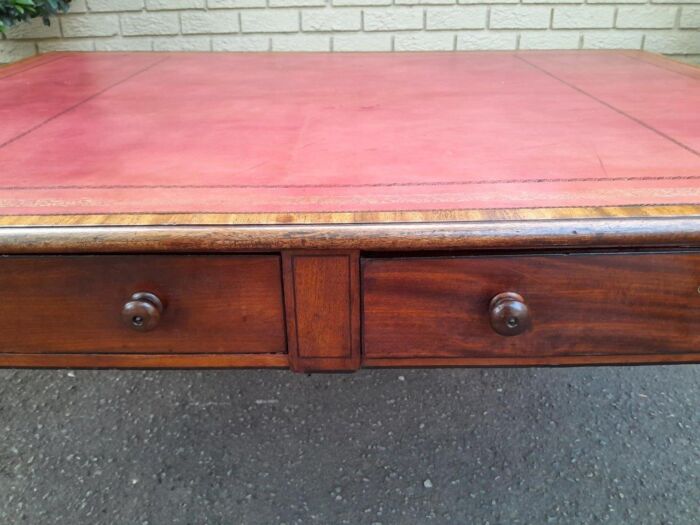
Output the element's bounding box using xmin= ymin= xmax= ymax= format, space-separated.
xmin=1 ymin=50 xmax=700 ymax=372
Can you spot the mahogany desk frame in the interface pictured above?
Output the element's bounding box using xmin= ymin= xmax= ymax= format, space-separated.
xmin=2 ymin=52 xmax=700 ymax=372
xmin=1 ymin=216 xmax=700 ymax=372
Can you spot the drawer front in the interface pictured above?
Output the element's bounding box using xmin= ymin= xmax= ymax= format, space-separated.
xmin=0 ymin=255 xmax=286 ymax=354
xmin=363 ymin=253 xmax=700 ymax=359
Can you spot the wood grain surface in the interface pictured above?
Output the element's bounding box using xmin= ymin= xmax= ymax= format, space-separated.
xmin=363 ymin=354 xmax=700 ymax=367
xmin=1 ymin=204 xmax=700 ymax=228
xmin=0 ymin=255 xmax=287 ymax=354
xmin=363 ymin=252 xmax=700 ymax=359
xmin=2 ymin=217 xmax=700 ymax=253
xmin=283 ymin=251 xmax=361 ymax=372
xmin=0 ymin=352 xmax=289 ymax=369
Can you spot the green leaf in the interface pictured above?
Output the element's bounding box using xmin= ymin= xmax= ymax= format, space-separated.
xmin=0 ymin=0 xmax=70 ymax=32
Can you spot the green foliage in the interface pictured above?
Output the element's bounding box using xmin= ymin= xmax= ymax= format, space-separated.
xmin=0 ymin=0 xmax=71 ymax=33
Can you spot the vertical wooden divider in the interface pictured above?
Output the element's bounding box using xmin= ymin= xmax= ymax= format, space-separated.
xmin=282 ymin=251 xmax=361 ymax=372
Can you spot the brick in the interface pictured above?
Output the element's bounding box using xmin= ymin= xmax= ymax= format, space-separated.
xmin=147 ymin=0 xmax=205 ymax=9
xmin=213 ymin=35 xmax=270 ymax=50
xmin=333 ymin=0 xmax=390 ymax=5
xmin=645 ymin=32 xmax=700 ymax=54
xmin=68 ymin=0 xmax=88 ymax=13
xmin=270 ymin=0 xmax=325 ymax=6
xmin=616 ymin=6 xmax=677 ymax=28
xmin=553 ymin=6 xmax=614 ymax=28
xmin=523 ymin=0 xmax=581 ymax=4
xmin=182 ymin=10 xmax=240 ymax=33
xmin=120 ymin=12 xmax=180 ymax=35
xmin=241 ymin=10 xmax=299 ymax=32
xmin=88 ymin=0 xmax=143 ymax=11
xmin=588 ymin=0 xmax=643 ymax=3
xmin=520 ymin=31 xmax=581 ymax=49
xmin=208 ymin=0 xmax=265 ymax=6
xmin=364 ymin=8 xmax=423 ymax=31
xmin=681 ymin=7 xmax=700 ymax=28
xmin=37 ymin=39 xmax=96 ymax=52
xmin=0 ymin=41 xmax=36 ymax=64
xmin=95 ymin=36 xmax=153 ymax=50
xmin=153 ymin=36 xmax=212 ymax=50
xmin=459 ymin=0 xmax=517 ymax=4
xmin=583 ymin=30 xmax=643 ymax=49
xmin=490 ymin=7 xmax=550 ymax=29
xmin=456 ymin=31 xmax=517 ymax=50
xmin=332 ymin=33 xmax=392 ymax=50
xmin=668 ymin=54 xmax=700 ymax=66
xmin=426 ymin=7 xmax=487 ymax=30
xmin=394 ymin=32 xmax=454 ymax=50
xmin=271 ymin=34 xmax=331 ymax=50
xmin=302 ymin=9 xmax=362 ymax=31
xmin=5 ymin=17 xmax=61 ymax=39
xmin=397 ymin=0 xmax=455 ymax=5
xmin=62 ymin=14 xmax=119 ymax=37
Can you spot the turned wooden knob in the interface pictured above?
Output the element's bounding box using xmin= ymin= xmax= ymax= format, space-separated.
xmin=121 ymin=292 xmax=163 ymax=332
xmin=489 ymin=292 xmax=530 ymax=336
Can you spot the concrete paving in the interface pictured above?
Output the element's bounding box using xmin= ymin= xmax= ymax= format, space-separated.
xmin=0 ymin=366 xmax=698 ymax=524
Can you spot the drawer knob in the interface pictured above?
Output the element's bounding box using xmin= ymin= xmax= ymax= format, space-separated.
xmin=121 ymin=292 xmax=164 ymax=332
xmin=489 ymin=292 xmax=530 ymax=336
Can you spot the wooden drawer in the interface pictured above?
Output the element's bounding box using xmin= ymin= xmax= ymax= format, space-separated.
xmin=363 ymin=253 xmax=700 ymax=359
xmin=0 ymin=255 xmax=286 ymax=354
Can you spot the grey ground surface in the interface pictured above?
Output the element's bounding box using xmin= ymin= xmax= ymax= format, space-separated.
xmin=0 ymin=366 xmax=698 ymax=525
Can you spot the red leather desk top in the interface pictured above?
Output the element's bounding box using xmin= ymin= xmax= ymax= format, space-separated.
xmin=1 ymin=51 xmax=699 ymax=226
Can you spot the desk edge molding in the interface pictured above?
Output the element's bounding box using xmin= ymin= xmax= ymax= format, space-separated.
xmin=0 ymin=217 xmax=700 ymax=252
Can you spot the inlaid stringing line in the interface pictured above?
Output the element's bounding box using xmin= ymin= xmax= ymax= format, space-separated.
xmin=516 ymin=55 xmax=700 ymax=159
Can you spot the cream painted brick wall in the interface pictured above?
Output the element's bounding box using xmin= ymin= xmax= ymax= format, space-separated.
xmin=89 ymin=0 xmax=143 ymax=11
xmin=120 ymin=12 xmax=180 ymax=35
xmin=394 ymin=31 xmax=455 ymax=48
xmin=181 ymin=10 xmax=240 ymax=33
xmin=553 ymin=6 xmax=615 ymax=29
xmin=61 ymin=14 xmax=119 ymax=37
xmin=147 ymin=0 xmax=206 ymax=9
xmin=426 ymin=7 xmax=487 ymax=29
xmin=302 ymin=9 xmax=362 ymax=31
xmin=490 ymin=7 xmax=551 ymax=29
xmin=520 ymin=30 xmax=581 ymax=48
xmin=681 ymin=7 xmax=700 ymax=28
xmin=363 ymin=8 xmax=424 ymax=31
xmin=240 ymin=10 xmax=299 ymax=32
xmin=333 ymin=32 xmax=392 ymax=49
xmin=1 ymin=0 xmax=699 ymax=63
xmin=616 ymin=6 xmax=678 ymax=28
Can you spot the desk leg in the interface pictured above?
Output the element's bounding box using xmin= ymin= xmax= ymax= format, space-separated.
xmin=282 ymin=251 xmax=361 ymax=372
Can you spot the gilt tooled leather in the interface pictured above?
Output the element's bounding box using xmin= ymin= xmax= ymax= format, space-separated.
xmin=1 ymin=51 xmax=699 ymax=217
